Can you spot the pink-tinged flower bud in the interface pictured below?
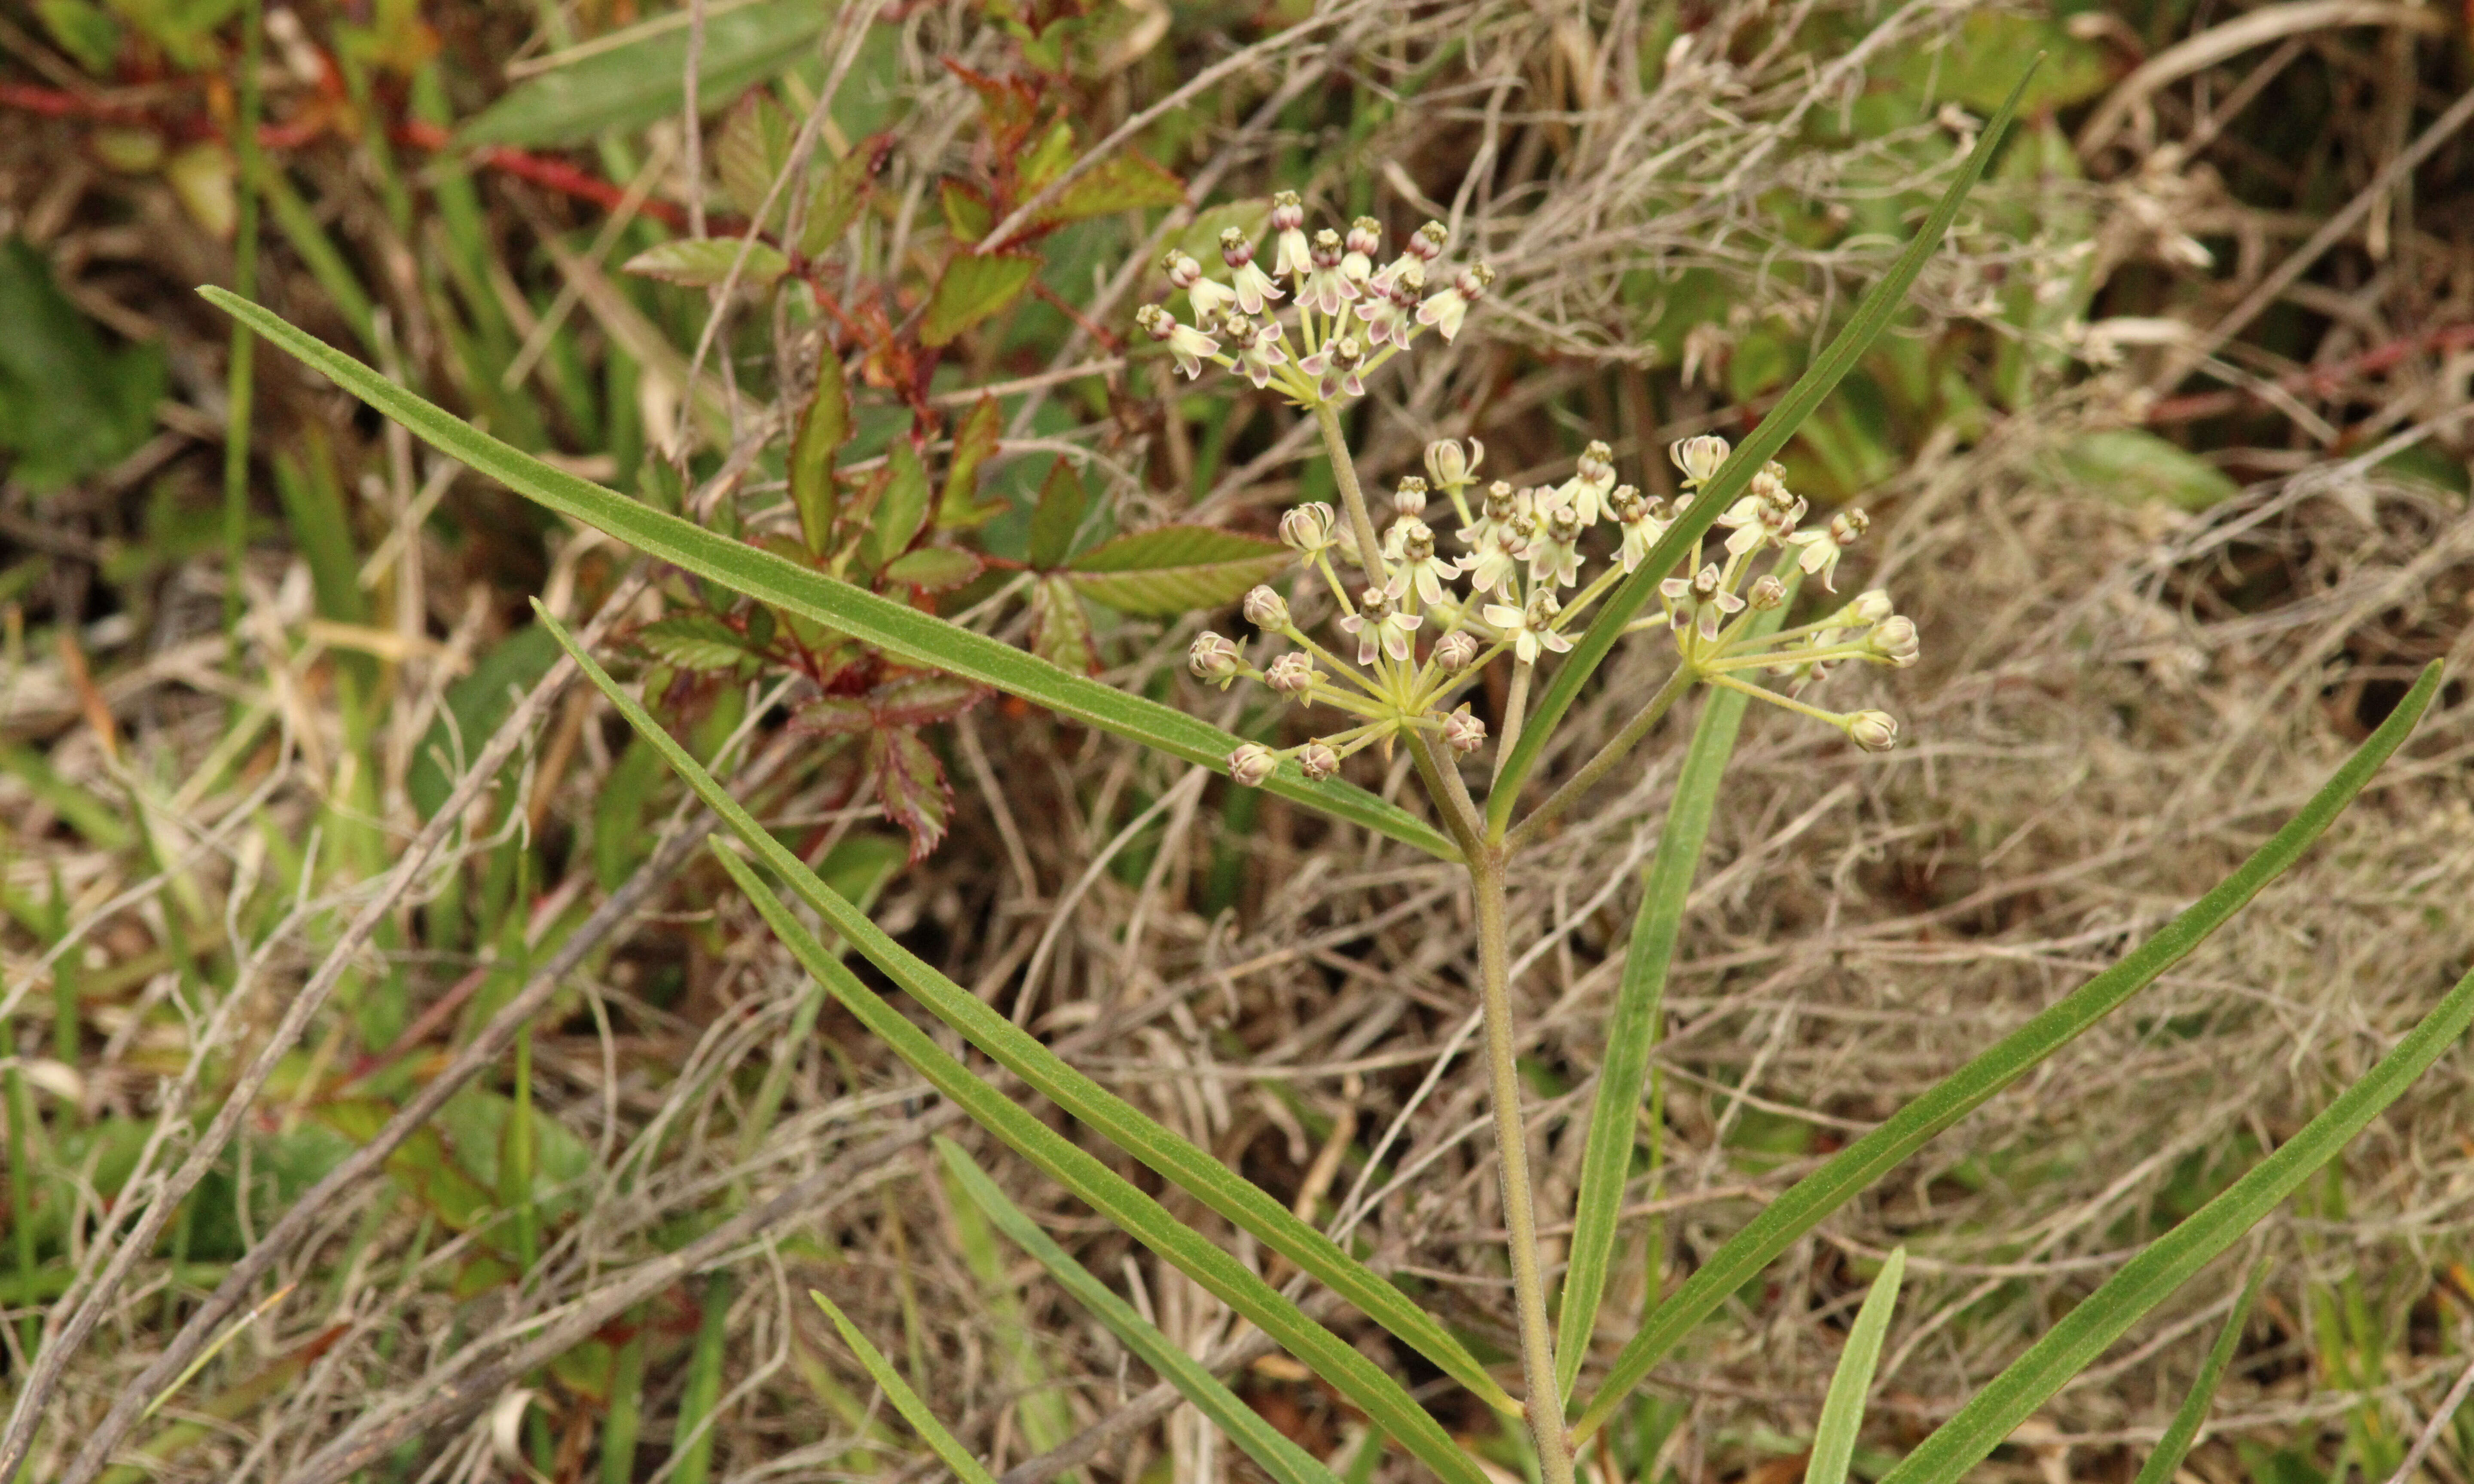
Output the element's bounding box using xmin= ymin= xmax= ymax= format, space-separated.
xmin=1669 ymin=434 xmax=1730 ymax=484
xmin=1455 ymin=263 xmax=1494 ymax=299
xmin=1270 ymin=190 xmax=1304 ymax=232
xmin=1848 ymin=710 xmax=1898 ymax=752
xmin=1425 ymin=437 xmax=1478 ymax=489
xmin=1242 ymin=585 xmax=1291 ymax=630
xmin=1228 ymin=743 xmax=1277 ymax=786
xmin=1161 ymin=250 xmax=1202 ymax=288
xmin=1392 ymin=476 xmax=1429 ymax=519
xmin=1433 ymin=631 xmax=1479 ymax=671
xmin=1189 ymin=631 xmax=1241 ymax=686
xmin=1408 ymin=221 xmax=1448 ymax=261
xmin=1870 ymin=616 xmax=1918 ymax=667
xmin=1280 ymin=502 xmax=1338 ymax=556
xmin=1345 ymin=216 xmax=1383 ymax=259
xmin=1265 ymin=651 xmax=1319 ymax=695
xmin=1219 ymin=227 xmax=1257 ymax=268
xmin=1296 ymin=741 xmax=1340 ymax=780
xmin=1830 ymin=508 xmax=1870 ymax=545
xmin=1850 ymin=589 xmax=1894 ymax=624
xmin=1443 ymin=704 xmax=1487 ymax=755
xmin=1748 ymin=574 xmax=1786 ymax=610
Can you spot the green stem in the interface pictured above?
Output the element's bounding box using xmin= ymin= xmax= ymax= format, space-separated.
xmin=1504 ymin=663 xmax=1696 ymax=854
xmin=220 ymin=0 xmax=266 ymax=659
xmin=1472 ymin=852 xmax=1576 ymax=1484
xmin=1311 ymin=401 xmax=1390 ymax=590
xmin=1491 ymin=660 xmax=1534 ymax=797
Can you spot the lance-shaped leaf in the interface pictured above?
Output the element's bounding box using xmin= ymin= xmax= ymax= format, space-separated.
xmin=937 ymin=396 xmax=1008 ymax=530
xmin=1027 ymin=457 xmax=1087 ymax=570
xmin=1807 ymin=1249 xmax=1905 ymax=1484
xmin=810 ymin=1290 xmax=999 ymax=1484
xmin=1878 ymin=962 xmax=2474 ymax=1484
xmin=1570 ymin=661 xmax=2442 ymax=1440
xmin=922 ymin=250 xmax=1041 ymax=347
xmin=621 ymin=238 xmax=790 ymax=290
xmin=197 ymin=287 xmax=1458 ymax=861
xmin=545 ymin=608 xmax=1511 ymax=1422
xmin=790 ymin=357 xmax=851 ymax=556
xmin=459 ymin=0 xmax=825 ymax=148
xmin=730 ymin=850 xmax=1493 ymax=1484
xmin=1065 ymin=526 xmax=1292 ymax=616
xmin=938 ymin=1141 xmax=1345 ymax=1484
xmin=1487 ymin=63 xmax=2041 ymax=834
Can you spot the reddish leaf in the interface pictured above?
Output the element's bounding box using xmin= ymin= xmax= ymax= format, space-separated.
xmin=869 ymin=673 xmax=987 ymax=728
xmin=870 ymin=727 xmax=953 ymax=860
xmin=792 ymin=697 xmax=875 ymax=737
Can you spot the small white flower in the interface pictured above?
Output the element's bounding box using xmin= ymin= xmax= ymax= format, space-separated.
xmin=1415 ymin=263 xmax=1493 ymax=343
xmin=1383 ymin=516 xmax=1464 ymax=605
xmin=1224 ymin=313 xmax=1289 ymax=389
xmin=1161 ymin=250 xmax=1234 ymax=321
xmin=1482 ymin=590 xmax=1573 ymax=664
xmin=1220 ymin=227 xmax=1283 ymax=314
xmin=1669 ymin=434 xmax=1730 ymax=485
xmin=1301 ymin=229 xmax=1353 ymax=316
xmin=1341 ymin=216 xmax=1384 ymax=286
xmin=1189 ymin=631 xmax=1242 ymax=687
xmin=1425 ymin=437 xmax=1481 ymax=491
xmin=1295 ymin=335 xmax=1365 ymax=401
xmin=1525 ymin=504 xmax=1585 ymax=589
xmin=1849 ymin=589 xmax=1894 ymax=624
xmin=1747 ymin=574 xmax=1787 ymax=611
xmin=1847 ymin=710 xmax=1898 ymax=752
xmin=1280 ymin=502 xmax=1338 ymax=556
xmin=1296 ymin=740 xmax=1341 ymax=780
xmin=1270 ymin=191 xmax=1311 ymax=280
xmin=1785 ymin=506 xmax=1868 ymax=591
xmin=1229 ymin=743 xmax=1277 ymax=786
xmin=1243 ymin=585 xmax=1291 ymax=630
xmin=1357 ymin=263 xmax=1423 ymax=349
xmin=1338 ymin=586 xmax=1422 ymax=664
xmin=1557 ymin=441 xmax=1619 ymax=526
xmin=1390 ymin=477 xmax=1430 ymax=520
xmin=1612 ymin=488 xmax=1669 ymax=573
xmin=1136 ymin=303 xmax=1219 ymax=380
xmin=1869 ymin=615 xmax=1919 ymax=667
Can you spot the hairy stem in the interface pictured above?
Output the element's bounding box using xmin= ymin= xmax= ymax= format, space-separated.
xmin=1473 ymin=850 xmax=1576 ymax=1484
xmin=1505 ymin=663 xmax=1696 ymax=853
xmin=1312 ymin=401 xmax=1390 ymax=588
xmin=1493 ymin=659 xmax=1534 ymax=794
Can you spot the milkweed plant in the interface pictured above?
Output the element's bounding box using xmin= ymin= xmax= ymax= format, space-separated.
xmin=195 ymin=62 xmax=2474 ymax=1484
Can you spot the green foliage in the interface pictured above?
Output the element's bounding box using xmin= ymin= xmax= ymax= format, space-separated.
xmin=922 ymin=251 xmax=1043 ymax=346
xmin=2059 ymin=430 xmax=2244 ymax=512
xmin=1806 ymin=1249 xmax=1906 ymax=1484
xmin=0 ymin=237 xmax=167 ymax=490
xmin=458 ymin=1 xmax=826 ymax=148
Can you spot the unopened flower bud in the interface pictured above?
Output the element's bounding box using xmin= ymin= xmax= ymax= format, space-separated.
xmin=1265 ymin=651 xmax=1319 ymax=695
xmin=1871 ymin=615 xmax=1918 ymax=667
xmin=1280 ymin=502 xmax=1338 ymax=555
xmin=1408 ymin=221 xmax=1448 ymax=260
xmin=1455 ymin=263 xmax=1494 ymax=299
xmin=1218 ymin=226 xmax=1256 ymax=268
xmin=1425 ymin=437 xmax=1478 ymax=489
xmin=1443 ymin=704 xmax=1487 ymax=755
xmin=1161 ymin=250 xmax=1203 ymax=288
xmin=1670 ymin=434 xmax=1731 ymax=484
xmin=1748 ymin=575 xmax=1786 ymax=610
xmin=1345 ymin=216 xmax=1383 ymax=258
xmin=1228 ymin=743 xmax=1277 ymax=786
xmin=1189 ymin=631 xmax=1241 ymax=685
xmin=1850 ymin=589 xmax=1894 ymax=624
xmin=1392 ymin=476 xmax=1429 ymax=519
xmin=1830 ymin=508 xmax=1870 ymax=545
xmin=1243 ymin=585 xmax=1290 ymax=630
xmin=1847 ymin=710 xmax=1898 ymax=752
xmin=1296 ymin=741 xmax=1340 ymax=780
xmin=1270 ymin=190 xmax=1304 ymax=232
xmin=1433 ymin=631 xmax=1479 ymax=671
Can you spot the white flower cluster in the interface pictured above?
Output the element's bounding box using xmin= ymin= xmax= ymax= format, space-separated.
xmin=1194 ymin=433 xmax=1922 ymax=786
xmin=1135 ymin=194 xmax=1494 ymax=407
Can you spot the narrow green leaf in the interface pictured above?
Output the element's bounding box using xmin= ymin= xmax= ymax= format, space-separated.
xmin=1570 ymin=660 xmax=2442 ymax=1440
xmin=733 ymin=852 xmax=1492 ymax=1484
xmin=1807 ymin=1249 xmax=1905 ymax=1484
xmin=197 ymin=287 xmax=1457 ymax=860
xmin=458 ymin=0 xmax=825 ymax=148
xmin=2130 ymin=1263 xmax=2266 ymax=1484
xmin=1027 ymin=457 xmax=1087 ymax=571
xmin=544 ymin=609 xmax=1506 ymax=1420
xmin=791 ymin=354 xmax=850 ymax=557
xmin=1488 ymin=61 xmax=2043 ymax=834
xmin=1881 ymin=963 xmax=2474 ymax=1484
xmin=621 ymin=238 xmax=789 ymax=289
xmin=921 ymin=251 xmax=1040 ymax=347
xmin=810 ymin=1288 xmax=999 ymax=1484
xmin=938 ymin=1140 xmax=1345 ymax=1484
xmin=671 ymin=1274 xmax=734 ymax=1484
xmin=870 ymin=441 xmax=932 ymax=567
xmin=1063 ymin=525 xmax=1292 ymax=616
xmin=1556 ymin=602 xmax=1786 ymax=1396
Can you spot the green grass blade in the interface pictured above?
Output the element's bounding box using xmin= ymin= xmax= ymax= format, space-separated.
xmin=1556 ymin=603 xmax=1785 ymax=1396
xmin=937 ymin=1139 xmax=1347 ymax=1484
xmin=670 ymin=1274 xmax=734 ymax=1484
xmin=2130 ymin=1262 xmax=2266 ymax=1484
xmin=1807 ymin=1249 xmax=1906 ymax=1484
xmin=1881 ymin=964 xmax=2474 ymax=1484
xmin=195 ymin=286 xmax=1456 ymax=862
xmin=731 ymin=850 xmax=1490 ymax=1484
xmin=1572 ymin=661 xmax=2442 ymax=1440
xmin=811 ymin=1289 xmax=1000 ymax=1484
xmin=1486 ymin=61 xmax=2041 ymax=834
xmin=540 ymin=605 xmax=1512 ymax=1418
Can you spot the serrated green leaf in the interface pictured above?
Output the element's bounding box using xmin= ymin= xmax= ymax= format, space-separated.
xmin=719 ymin=851 xmax=1491 ymax=1484
xmin=1880 ymin=966 xmax=2474 ymax=1484
xmin=869 ymin=673 xmax=985 ymax=728
xmin=1807 ymin=1249 xmax=1904 ymax=1484
xmin=937 ymin=396 xmax=1008 ymax=529
xmin=1029 ymin=575 xmax=1096 ymax=674
xmin=793 ymin=697 xmax=873 ymax=737
xmin=921 ymin=251 xmax=1040 ymax=347
xmin=941 ymin=179 xmax=994 ymax=243
xmin=1489 ymin=64 xmax=2042 ymax=834
xmin=1020 ymin=120 xmax=1076 ymax=193
xmin=541 ymin=620 xmax=1509 ymax=1431
xmin=715 ymin=91 xmax=794 ymax=225
xmin=458 ymin=0 xmax=825 ymax=148
xmin=1570 ymin=660 xmax=2444 ymax=1440
xmin=800 ymin=150 xmax=875 ymax=258
xmin=870 ymin=728 xmax=951 ymax=859
xmin=1027 ymin=457 xmax=1086 ymax=570
xmin=1064 ymin=525 xmax=1290 ymax=616
xmin=791 ymin=357 xmax=850 ymax=557
xmin=870 ymin=440 xmax=932 ymax=567
xmin=810 ymin=1289 xmax=999 ymax=1484
xmin=1036 ymin=155 xmax=1186 ymax=225
xmin=200 ymin=286 xmax=1458 ymax=859
xmin=938 ymin=1141 xmax=1345 ymax=1484
xmin=636 ymin=615 xmax=752 ymax=672
xmin=620 ymin=238 xmax=790 ymax=289
xmin=880 ymin=545 xmax=983 ymax=591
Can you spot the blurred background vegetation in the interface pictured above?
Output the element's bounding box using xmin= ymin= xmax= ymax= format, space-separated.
xmin=0 ymin=0 xmax=2471 ymax=1478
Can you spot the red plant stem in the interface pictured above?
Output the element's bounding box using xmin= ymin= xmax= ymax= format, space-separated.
xmin=2146 ymin=321 xmax=2474 ymax=425
xmin=391 ymin=118 xmax=695 ymax=232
